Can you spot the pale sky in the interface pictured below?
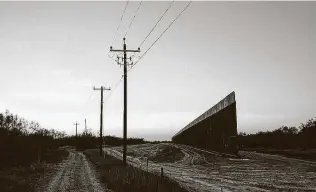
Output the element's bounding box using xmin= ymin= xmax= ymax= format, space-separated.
xmin=0 ymin=1 xmax=315 ymax=141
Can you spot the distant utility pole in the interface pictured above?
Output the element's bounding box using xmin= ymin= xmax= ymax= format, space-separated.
xmin=84 ymin=118 xmax=87 ymax=133
xmin=93 ymin=86 xmax=111 ymax=156
xmin=74 ymin=121 xmax=80 ymax=148
xmin=110 ymin=38 xmax=140 ymax=165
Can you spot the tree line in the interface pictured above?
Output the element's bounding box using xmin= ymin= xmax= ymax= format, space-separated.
xmin=0 ymin=110 xmax=148 ymax=167
xmin=238 ymin=117 xmax=316 ymax=149
xmin=0 ymin=110 xmax=70 ymax=167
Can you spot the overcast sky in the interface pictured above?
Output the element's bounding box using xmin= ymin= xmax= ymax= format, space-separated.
xmin=0 ymin=1 xmax=315 ymax=140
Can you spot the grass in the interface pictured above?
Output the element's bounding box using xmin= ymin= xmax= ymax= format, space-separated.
xmin=84 ymin=149 xmax=188 ymax=192
xmin=0 ymin=149 xmax=68 ymax=192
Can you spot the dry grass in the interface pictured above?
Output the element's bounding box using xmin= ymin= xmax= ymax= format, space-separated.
xmin=84 ymin=149 xmax=188 ymax=192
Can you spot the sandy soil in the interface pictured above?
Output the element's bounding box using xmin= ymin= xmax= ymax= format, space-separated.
xmin=104 ymin=143 xmax=316 ymax=192
xmin=42 ymin=149 xmax=107 ymax=192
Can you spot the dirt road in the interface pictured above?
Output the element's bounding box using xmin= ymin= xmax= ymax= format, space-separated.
xmin=104 ymin=143 xmax=316 ymax=192
xmin=42 ymin=149 xmax=107 ymax=192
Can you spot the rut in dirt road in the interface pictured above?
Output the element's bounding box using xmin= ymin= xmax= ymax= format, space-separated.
xmin=44 ymin=150 xmax=107 ymax=192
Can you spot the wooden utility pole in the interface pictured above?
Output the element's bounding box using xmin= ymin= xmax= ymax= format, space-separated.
xmin=74 ymin=121 xmax=80 ymax=149
xmin=110 ymin=38 xmax=140 ymax=165
xmin=93 ymin=86 xmax=111 ymax=156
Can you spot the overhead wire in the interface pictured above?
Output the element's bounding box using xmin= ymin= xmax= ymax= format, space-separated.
xmin=126 ymin=1 xmax=174 ymax=69
xmin=105 ymin=2 xmax=143 ymax=103
xmin=139 ymin=1 xmax=174 ymax=48
xmin=111 ymin=0 xmax=130 ymax=47
xmin=101 ymin=0 xmax=191 ymax=136
xmin=81 ymin=1 xmax=129 ymax=130
xmin=129 ymin=1 xmax=192 ymax=73
xmin=124 ymin=1 xmax=143 ymax=38
xmin=103 ymin=76 xmax=123 ymax=104
xmin=103 ymin=1 xmax=192 ymax=106
xmin=81 ymin=89 xmax=95 ymax=120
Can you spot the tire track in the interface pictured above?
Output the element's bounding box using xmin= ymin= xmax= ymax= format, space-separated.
xmin=43 ymin=150 xmax=106 ymax=192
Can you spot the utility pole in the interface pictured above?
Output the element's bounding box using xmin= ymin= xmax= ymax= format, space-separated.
xmin=84 ymin=118 xmax=87 ymax=133
xmin=74 ymin=121 xmax=80 ymax=149
xmin=110 ymin=38 xmax=140 ymax=165
xmin=93 ymin=86 xmax=111 ymax=156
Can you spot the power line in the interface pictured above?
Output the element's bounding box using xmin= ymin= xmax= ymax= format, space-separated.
xmin=95 ymin=73 xmax=125 ymax=114
xmin=100 ymin=1 xmax=190 ymax=148
xmin=103 ymin=77 xmax=123 ymax=104
xmin=85 ymin=90 xmax=94 ymax=107
xmin=103 ymin=2 xmax=143 ymax=104
xmin=81 ymin=90 xmax=94 ymax=119
xmin=111 ymin=0 xmax=130 ymax=46
xmin=124 ymin=1 xmax=143 ymax=38
xmin=129 ymin=1 xmax=192 ymax=73
xmin=98 ymin=1 xmax=191 ymax=151
xmin=139 ymin=1 xmax=174 ymax=48
xmin=117 ymin=1 xmax=130 ymax=32
xmin=104 ymin=1 xmax=192 ymax=104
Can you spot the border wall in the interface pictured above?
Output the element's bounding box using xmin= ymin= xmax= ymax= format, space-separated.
xmin=172 ymin=92 xmax=237 ymax=154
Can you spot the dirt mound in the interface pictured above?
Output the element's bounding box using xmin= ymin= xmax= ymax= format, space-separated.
xmin=149 ymin=145 xmax=184 ymax=163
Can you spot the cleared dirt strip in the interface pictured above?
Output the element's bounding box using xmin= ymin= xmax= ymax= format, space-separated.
xmin=104 ymin=143 xmax=316 ymax=192
xmin=43 ymin=149 xmax=107 ymax=192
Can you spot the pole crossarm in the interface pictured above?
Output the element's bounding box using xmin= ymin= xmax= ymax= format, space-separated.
xmin=110 ymin=48 xmax=140 ymax=53
xmin=93 ymin=86 xmax=111 ymax=91
xmin=73 ymin=122 xmax=80 ymax=126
